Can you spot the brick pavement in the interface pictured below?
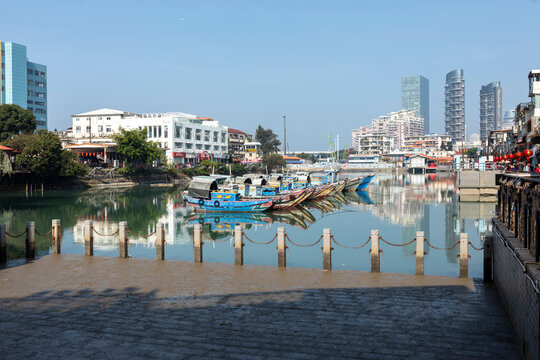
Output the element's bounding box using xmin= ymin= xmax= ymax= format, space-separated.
xmin=0 ymin=255 xmax=519 ymax=359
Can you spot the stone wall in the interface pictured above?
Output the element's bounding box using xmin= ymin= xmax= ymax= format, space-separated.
xmin=492 ymin=218 xmax=540 ymax=360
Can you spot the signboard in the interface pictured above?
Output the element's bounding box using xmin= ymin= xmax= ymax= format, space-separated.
xmin=172 ymin=152 xmax=186 ymax=158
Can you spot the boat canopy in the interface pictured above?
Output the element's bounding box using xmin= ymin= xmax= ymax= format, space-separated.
xmin=252 ymin=178 xmax=267 ymax=186
xmin=187 ymin=178 xmax=218 ymax=199
xmin=270 ymin=175 xmax=283 ymax=181
xmin=296 ymin=175 xmax=310 ymax=183
xmin=234 ymin=176 xmax=252 ymax=184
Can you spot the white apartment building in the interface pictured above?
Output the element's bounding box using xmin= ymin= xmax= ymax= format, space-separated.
xmin=69 ymin=108 xmax=229 ymax=164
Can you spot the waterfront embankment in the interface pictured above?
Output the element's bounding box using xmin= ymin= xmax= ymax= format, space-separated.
xmin=0 ymin=254 xmax=519 ymax=359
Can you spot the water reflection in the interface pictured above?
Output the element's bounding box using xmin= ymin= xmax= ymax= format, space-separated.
xmin=0 ymin=173 xmax=493 ymax=277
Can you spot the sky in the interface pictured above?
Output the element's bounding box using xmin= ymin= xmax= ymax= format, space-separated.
xmin=1 ymin=0 xmax=539 ymax=150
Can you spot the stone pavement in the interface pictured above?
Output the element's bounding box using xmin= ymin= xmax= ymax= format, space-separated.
xmin=0 ymin=255 xmax=519 ymax=359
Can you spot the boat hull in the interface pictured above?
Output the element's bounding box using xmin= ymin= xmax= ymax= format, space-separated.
xmin=182 ymin=194 xmax=273 ymax=212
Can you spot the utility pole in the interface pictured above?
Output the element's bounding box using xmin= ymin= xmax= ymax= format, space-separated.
xmin=283 ymin=115 xmax=287 ymax=155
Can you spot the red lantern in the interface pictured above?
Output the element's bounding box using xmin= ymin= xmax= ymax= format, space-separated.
xmin=516 ymin=152 xmax=522 ymax=159
xmin=524 ymin=149 xmax=533 ymax=157
xmin=509 ymin=154 xmax=514 ymax=160
xmin=503 ymin=155 xmax=508 ymax=160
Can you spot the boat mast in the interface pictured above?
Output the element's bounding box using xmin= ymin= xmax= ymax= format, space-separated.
xmin=283 ymin=115 xmax=287 ymax=155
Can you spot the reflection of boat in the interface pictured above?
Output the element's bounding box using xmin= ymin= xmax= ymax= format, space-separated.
xmin=343 ymin=190 xmax=374 ymax=205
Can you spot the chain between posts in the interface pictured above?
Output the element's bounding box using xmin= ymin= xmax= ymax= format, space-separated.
xmin=35 ymin=228 xmax=52 ymax=237
xmin=378 ymin=235 xmax=416 ymax=247
xmin=468 ymin=241 xmax=484 ymax=251
xmin=201 ymin=232 xmax=233 ymax=243
xmin=243 ymin=232 xmax=277 ymax=245
xmin=331 ymin=235 xmax=371 ymax=249
xmin=285 ymin=234 xmax=322 ymax=247
xmin=92 ymin=228 xmax=120 ymax=237
xmin=5 ymin=230 xmax=26 ymax=238
xmin=424 ymin=239 xmax=460 ymax=251
xmin=126 ymin=228 xmax=156 ymax=239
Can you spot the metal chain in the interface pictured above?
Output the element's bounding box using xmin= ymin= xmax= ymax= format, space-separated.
xmin=378 ymin=236 xmax=416 ymax=247
xmin=331 ymin=235 xmax=370 ymax=249
xmin=468 ymin=241 xmax=484 ymax=251
xmin=5 ymin=230 xmax=26 ymax=238
xmin=285 ymin=234 xmax=322 ymax=247
xmin=35 ymin=228 xmax=52 ymax=237
xmin=243 ymin=232 xmax=277 ymax=245
xmin=92 ymin=228 xmax=119 ymax=237
xmin=127 ymin=228 xmax=156 ymax=239
xmin=424 ymin=239 xmax=460 ymax=251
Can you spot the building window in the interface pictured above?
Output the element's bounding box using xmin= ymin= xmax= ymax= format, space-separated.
xmin=221 ymin=132 xmax=226 ymax=143
xmin=213 ymin=131 xmax=218 ymax=142
xmin=86 ymin=126 xmax=91 ymax=133
xmin=204 ymin=130 xmax=210 ymax=142
xmin=98 ymin=117 xmax=102 ymax=120
xmin=158 ymin=126 xmax=162 ymax=138
xmin=106 ymin=127 xmax=111 ymax=133
xmin=164 ymin=125 xmax=168 ymax=138
xmin=34 ymin=70 xmax=39 ymax=75
xmin=185 ymin=128 xmax=192 ymax=140
xmin=28 ymin=107 xmax=34 ymax=112
xmin=35 ymin=101 xmax=45 ymax=106
xmin=106 ymin=117 xmax=111 ymax=120
xmin=185 ymin=143 xmax=193 ymax=149
xmin=1 ymin=74 xmax=5 ymax=80
xmin=195 ymin=129 xmax=201 ymax=141
xmin=204 ymin=145 xmax=211 ymax=150
xmin=214 ymin=145 xmax=219 ymax=151
xmin=27 ymin=90 xmax=33 ymax=96
xmin=196 ymin=144 xmax=202 ymax=150
xmin=175 ymin=142 xmax=183 ymax=149
xmin=153 ymin=126 xmax=157 ymax=138
xmin=27 ymin=100 xmax=33 ymax=104
xmin=149 ymin=126 xmax=153 ymax=138
xmin=27 ymin=68 xmax=33 ymax=74
xmin=98 ymin=125 xmax=103 ymax=132
xmin=175 ymin=125 xmax=182 ymax=138
xmin=27 ymin=80 xmax=34 ymax=86
xmin=75 ymin=126 xmax=81 ymax=133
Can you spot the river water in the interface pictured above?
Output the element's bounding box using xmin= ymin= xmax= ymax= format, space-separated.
xmin=0 ymin=172 xmax=493 ymax=277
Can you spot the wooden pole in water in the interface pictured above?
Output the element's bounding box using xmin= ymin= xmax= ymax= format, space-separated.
xmin=459 ymin=233 xmax=468 ymax=278
xmin=370 ymin=230 xmax=380 ymax=272
xmin=155 ymin=223 xmax=165 ymax=260
xmin=52 ymin=219 xmax=62 ymax=254
xmin=277 ymin=227 xmax=286 ymax=268
xmin=322 ymin=228 xmax=332 ymax=271
xmin=234 ymin=225 xmax=244 ymax=265
xmin=193 ymin=224 xmax=203 ymax=263
xmin=0 ymin=224 xmax=6 ymax=264
xmin=84 ymin=220 xmax=94 ymax=256
xmin=25 ymin=222 xmax=35 ymax=259
xmin=415 ymin=231 xmax=424 ymax=276
xmin=119 ymin=221 xmax=128 ymax=258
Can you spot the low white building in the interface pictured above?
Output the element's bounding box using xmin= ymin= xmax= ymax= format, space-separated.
xmin=69 ymin=108 xmax=229 ymax=164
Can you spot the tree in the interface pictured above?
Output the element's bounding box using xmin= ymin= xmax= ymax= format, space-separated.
xmin=113 ymin=128 xmax=163 ymax=168
xmin=0 ymin=104 xmax=36 ymax=142
xmin=297 ymin=152 xmax=317 ymax=163
xmin=255 ymin=125 xmax=281 ymax=154
xmin=1 ymin=133 xmax=34 ymax=152
xmin=466 ymin=147 xmax=478 ymax=159
xmin=262 ymin=153 xmax=286 ymax=172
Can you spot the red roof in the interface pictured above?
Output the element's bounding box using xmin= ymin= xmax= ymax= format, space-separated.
xmin=0 ymin=145 xmax=13 ymax=151
xmin=228 ymin=128 xmax=248 ymax=135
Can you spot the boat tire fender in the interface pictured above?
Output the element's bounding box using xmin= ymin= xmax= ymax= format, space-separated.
xmin=214 ymin=200 xmax=220 ymax=207
xmin=198 ymin=199 xmax=204 ymax=206
xmin=214 ymin=217 xmax=220 ymax=223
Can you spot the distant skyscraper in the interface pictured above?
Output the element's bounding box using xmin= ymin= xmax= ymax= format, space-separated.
xmin=479 ymin=81 xmax=502 ymax=140
xmin=445 ymin=69 xmax=465 ymax=143
xmin=401 ymin=75 xmax=429 ymax=134
xmin=0 ymin=41 xmax=47 ymax=129
xmin=502 ymin=109 xmax=515 ymax=129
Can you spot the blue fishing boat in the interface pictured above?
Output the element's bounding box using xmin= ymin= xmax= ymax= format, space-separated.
xmin=183 ymin=177 xmax=274 ymax=212
xmin=342 ymin=174 xmax=375 ymax=192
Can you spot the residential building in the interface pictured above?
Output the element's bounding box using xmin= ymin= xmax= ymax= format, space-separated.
xmin=445 ymin=69 xmax=465 ymax=143
xmin=0 ymin=41 xmax=47 ymax=129
xmin=69 ymin=108 xmax=229 ymax=165
xmin=228 ymin=128 xmax=252 ymax=162
xmin=242 ymin=141 xmax=262 ymax=163
xmin=401 ymin=75 xmax=429 ymax=134
xmin=401 ymin=134 xmax=453 ymax=155
xmin=354 ymin=134 xmax=393 ymax=155
xmin=479 ymin=81 xmax=502 ymax=140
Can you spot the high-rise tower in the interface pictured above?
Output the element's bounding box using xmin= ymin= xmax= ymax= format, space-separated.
xmin=0 ymin=41 xmax=47 ymax=129
xmin=479 ymin=81 xmax=502 ymax=141
xmin=444 ymin=69 xmax=465 ymax=143
xmin=401 ymin=75 xmax=429 ymax=134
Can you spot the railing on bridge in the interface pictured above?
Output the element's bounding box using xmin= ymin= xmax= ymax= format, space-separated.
xmin=0 ymin=219 xmax=487 ymax=279
xmin=497 ymin=174 xmax=540 ymax=262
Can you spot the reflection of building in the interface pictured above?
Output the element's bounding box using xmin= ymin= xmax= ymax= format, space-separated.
xmin=0 ymin=41 xmax=47 ymax=129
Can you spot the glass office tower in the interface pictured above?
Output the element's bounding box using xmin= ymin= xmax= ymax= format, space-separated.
xmin=479 ymin=81 xmax=502 ymax=141
xmin=402 ymin=75 xmax=429 ymax=134
xmin=0 ymin=41 xmax=47 ymax=129
xmin=444 ymin=69 xmax=465 ymax=143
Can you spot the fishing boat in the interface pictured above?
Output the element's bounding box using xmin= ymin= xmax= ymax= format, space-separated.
xmin=342 ymin=174 xmax=375 ymax=192
xmin=182 ymin=177 xmax=274 ymax=212
xmin=272 ymin=187 xmax=315 ymax=209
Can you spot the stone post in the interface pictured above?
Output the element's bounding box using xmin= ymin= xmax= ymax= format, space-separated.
xmin=26 ymin=221 xmax=35 ymax=259
xmin=155 ymin=223 xmax=165 ymax=260
xmin=415 ymin=231 xmax=424 ymax=276
xmin=193 ymin=224 xmax=203 ymax=263
xmin=483 ymin=236 xmax=493 ymax=282
xmin=84 ymin=220 xmax=94 ymax=256
xmin=119 ymin=221 xmax=128 ymax=258
xmin=459 ymin=233 xmax=468 ymax=278
xmin=277 ymin=227 xmax=286 ymax=268
xmin=370 ymin=229 xmax=380 ymax=272
xmin=322 ymin=228 xmax=332 ymax=271
xmin=234 ymin=225 xmax=244 ymax=265
xmin=52 ymin=219 xmax=61 ymax=254
xmin=0 ymin=224 xmax=6 ymax=264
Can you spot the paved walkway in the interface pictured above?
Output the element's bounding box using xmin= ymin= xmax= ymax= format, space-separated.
xmin=0 ymin=255 xmax=519 ymax=359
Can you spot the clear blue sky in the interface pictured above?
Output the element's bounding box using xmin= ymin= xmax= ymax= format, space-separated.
xmin=2 ymin=0 xmax=539 ymax=150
